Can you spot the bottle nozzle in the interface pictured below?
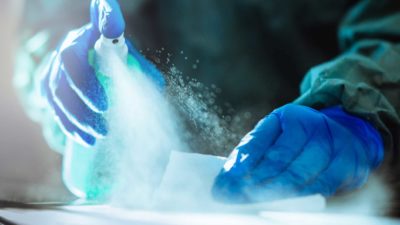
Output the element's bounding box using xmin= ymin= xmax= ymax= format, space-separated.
xmin=94 ymin=33 xmax=128 ymax=76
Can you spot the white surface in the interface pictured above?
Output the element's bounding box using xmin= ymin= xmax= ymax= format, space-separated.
xmin=1 ymin=205 xmax=400 ymax=225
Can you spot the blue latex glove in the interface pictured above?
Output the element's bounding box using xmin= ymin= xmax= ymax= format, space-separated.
xmin=212 ymin=104 xmax=384 ymax=203
xmin=42 ymin=0 xmax=165 ymax=146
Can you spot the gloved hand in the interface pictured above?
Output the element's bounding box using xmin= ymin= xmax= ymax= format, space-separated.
xmin=212 ymin=104 xmax=384 ymax=203
xmin=42 ymin=0 xmax=165 ymax=146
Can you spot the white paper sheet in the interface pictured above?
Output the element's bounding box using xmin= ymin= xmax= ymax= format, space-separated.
xmin=153 ymin=151 xmax=326 ymax=212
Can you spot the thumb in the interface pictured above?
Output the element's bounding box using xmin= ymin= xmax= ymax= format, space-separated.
xmin=90 ymin=0 xmax=126 ymax=39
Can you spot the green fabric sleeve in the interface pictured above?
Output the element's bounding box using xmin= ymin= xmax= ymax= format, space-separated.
xmin=295 ymin=0 xmax=400 ymax=166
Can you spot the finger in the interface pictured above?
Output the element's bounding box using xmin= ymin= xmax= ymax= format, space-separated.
xmin=60 ymin=45 xmax=108 ymax=113
xmin=270 ymin=104 xmax=321 ymax=149
xmin=54 ymin=70 xmax=108 ymax=137
xmin=212 ymin=114 xmax=281 ymax=203
xmin=43 ymin=74 xmax=96 ymax=146
xmin=298 ymin=156 xmax=355 ymax=197
xmin=258 ymin=104 xmax=328 ymax=179
xmin=299 ymin=132 xmax=371 ymax=197
xmin=243 ymin=136 xmax=332 ymax=202
xmin=212 ymin=171 xmax=252 ymax=203
xmin=223 ymin=114 xmax=282 ymax=177
xmin=91 ymin=0 xmax=126 ymax=38
xmin=53 ymin=100 xmax=97 ymax=147
xmin=60 ymin=24 xmax=98 ymax=53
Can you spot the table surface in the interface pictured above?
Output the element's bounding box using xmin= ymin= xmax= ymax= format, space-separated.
xmin=1 ymin=153 xmax=397 ymax=225
xmin=1 ymin=204 xmax=400 ymax=225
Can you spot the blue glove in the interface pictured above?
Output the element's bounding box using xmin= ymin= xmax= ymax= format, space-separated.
xmin=42 ymin=0 xmax=165 ymax=146
xmin=212 ymin=104 xmax=384 ymax=203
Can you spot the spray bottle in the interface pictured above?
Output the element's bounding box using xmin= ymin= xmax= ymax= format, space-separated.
xmin=60 ymin=0 xmax=176 ymax=205
xmin=61 ymin=34 xmax=129 ymax=201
